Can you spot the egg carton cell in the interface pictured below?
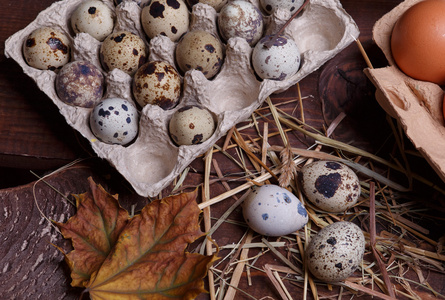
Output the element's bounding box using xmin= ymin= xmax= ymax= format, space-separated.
xmin=5 ymin=0 xmax=359 ymax=197
xmin=365 ymin=0 xmax=445 ymax=187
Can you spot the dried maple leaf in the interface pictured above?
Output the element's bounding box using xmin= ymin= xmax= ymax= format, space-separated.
xmin=58 ymin=178 xmax=217 ymax=299
xmin=56 ymin=177 xmax=130 ymax=287
xmin=85 ymin=188 xmax=217 ymax=299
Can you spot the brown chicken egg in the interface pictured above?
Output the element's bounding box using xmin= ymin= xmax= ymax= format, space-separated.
xmin=391 ymin=0 xmax=445 ymax=85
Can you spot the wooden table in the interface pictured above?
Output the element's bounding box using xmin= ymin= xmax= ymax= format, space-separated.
xmin=1 ymin=0 xmax=445 ymax=299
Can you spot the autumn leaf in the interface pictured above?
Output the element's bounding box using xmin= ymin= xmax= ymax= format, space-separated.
xmin=56 ymin=177 xmax=130 ymax=287
xmin=85 ymin=189 xmax=217 ymax=300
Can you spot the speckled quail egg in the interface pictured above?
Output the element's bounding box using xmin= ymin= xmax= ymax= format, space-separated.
xmin=23 ymin=27 xmax=70 ymax=71
xmin=252 ymin=34 xmax=301 ymax=80
xmin=242 ymin=184 xmax=308 ymax=236
xmin=306 ymin=221 xmax=365 ymax=282
xmin=132 ymin=61 xmax=181 ymax=110
xmin=90 ymin=97 xmax=139 ymax=145
xmin=175 ymin=30 xmax=224 ymax=79
xmin=186 ymin=0 xmax=228 ymax=12
xmin=71 ymin=0 xmax=115 ymax=42
xmin=260 ymin=0 xmax=305 ymax=14
xmin=300 ymin=161 xmax=361 ymax=213
xmin=218 ymin=0 xmax=264 ymax=46
xmin=115 ymin=0 xmax=150 ymax=7
xmin=100 ymin=31 xmax=147 ymax=75
xmin=141 ymin=0 xmax=189 ymax=42
xmin=169 ymin=105 xmax=215 ymax=145
xmin=56 ymin=61 xmax=104 ymax=108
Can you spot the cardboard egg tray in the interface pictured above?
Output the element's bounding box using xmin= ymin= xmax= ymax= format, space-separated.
xmin=5 ymin=0 xmax=359 ymax=197
xmin=365 ymin=0 xmax=445 ymax=184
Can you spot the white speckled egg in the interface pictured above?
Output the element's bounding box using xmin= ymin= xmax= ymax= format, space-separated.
xmin=260 ymin=0 xmax=304 ymax=14
xmin=218 ymin=0 xmax=264 ymax=46
xmin=252 ymin=34 xmax=301 ymax=80
xmin=90 ymin=97 xmax=139 ymax=145
xmin=23 ymin=27 xmax=70 ymax=71
xmin=56 ymin=61 xmax=104 ymax=108
xmin=141 ymin=0 xmax=189 ymax=42
xmin=132 ymin=61 xmax=181 ymax=110
xmin=169 ymin=105 xmax=215 ymax=145
xmin=100 ymin=31 xmax=147 ymax=75
xmin=175 ymin=30 xmax=224 ymax=79
xmin=71 ymin=0 xmax=115 ymax=42
xmin=242 ymin=184 xmax=308 ymax=236
xmin=300 ymin=161 xmax=361 ymax=213
xmin=306 ymin=221 xmax=365 ymax=282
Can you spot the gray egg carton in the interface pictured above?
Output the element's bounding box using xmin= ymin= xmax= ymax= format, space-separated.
xmin=5 ymin=0 xmax=359 ymax=197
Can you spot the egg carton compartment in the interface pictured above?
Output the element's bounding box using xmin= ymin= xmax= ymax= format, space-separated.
xmin=5 ymin=0 xmax=359 ymax=197
xmin=364 ymin=0 xmax=445 ymax=185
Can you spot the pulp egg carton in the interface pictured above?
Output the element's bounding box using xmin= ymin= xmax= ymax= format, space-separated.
xmin=365 ymin=0 xmax=445 ymax=184
xmin=5 ymin=0 xmax=359 ymax=197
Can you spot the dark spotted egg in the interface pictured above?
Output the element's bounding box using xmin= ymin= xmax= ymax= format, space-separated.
xmin=242 ymin=184 xmax=308 ymax=236
xmin=23 ymin=27 xmax=70 ymax=71
xmin=141 ymin=0 xmax=189 ymax=42
xmin=132 ymin=61 xmax=181 ymax=110
xmin=300 ymin=161 xmax=360 ymax=213
xmin=169 ymin=105 xmax=215 ymax=146
xmin=260 ymin=0 xmax=305 ymax=15
xmin=90 ymin=98 xmax=139 ymax=145
xmin=306 ymin=221 xmax=365 ymax=282
xmin=71 ymin=0 xmax=114 ymax=42
xmin=56 ymin=61 xmax=104 ymax=108
xmin=175 ymin=30 xmax=224 ymax=79
xmin=218 ymin=0 xmax=264 ymax=46
xmin=100 ymin=31 xmax=147 ymax=75
xmin=252 ymin=34 xmax=301 ymax=80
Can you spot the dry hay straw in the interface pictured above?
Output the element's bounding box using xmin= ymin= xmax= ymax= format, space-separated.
xmin=181 ymin=85 xmax=445 ymax=300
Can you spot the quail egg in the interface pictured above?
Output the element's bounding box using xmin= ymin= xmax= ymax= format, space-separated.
xmin=115 ymin=0 xmax=150 ymax=7
xmin=132 ymin=61 xmax=181 ymax=110
xmin=141 ymin=0 xmax=189 ymax=42
xmin=218 ymin=0 xmax=264 ymax=46
xmin=186 ymin=0 xmax=228 ymax=12
xmin=252 ymin=34 xmax=301 ymax=80
xmin=306 ymin=221 xmax=365 ymax=282
xmin=169 ymin=105 xmax=215 ymax=145
xmin=100 ymin=31 xmax=147 ymax=75
xmin=260 ymin=0 xmax=305 ymax=14
xmin=71 ymin=0 xmax=115 ymax=41
xmin=175 ymin=30 xmax=224 ymax=79
xmin=90 ymin=97 xmax=139 ymax=145
xmin=56 ymin=61 xmax=104 ymax=108
xmin=23 ymin=27 xmax=70 ymax=71
xmin=300 ymin=161 xmax=360 ymax=213
xmin=242 ymin=184 xmax=308 ymax=236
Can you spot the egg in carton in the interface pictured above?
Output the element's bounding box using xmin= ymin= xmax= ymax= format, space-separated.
xmin=5 ymin=0 xmax=359 ymax=197
xmin=365 ymin=0 xmax=445 ymax=185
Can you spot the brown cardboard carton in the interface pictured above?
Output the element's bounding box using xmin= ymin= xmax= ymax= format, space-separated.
xmin=365 ymin=0 xmax=445 ymax=183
